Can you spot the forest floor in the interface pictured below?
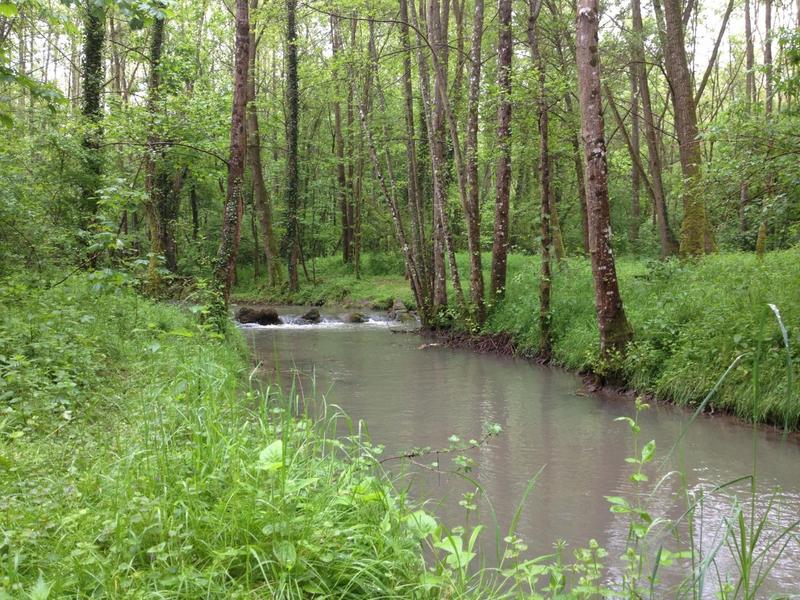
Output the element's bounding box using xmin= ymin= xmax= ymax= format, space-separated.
xmin=234 ymin=248 xmax=800 ymax=430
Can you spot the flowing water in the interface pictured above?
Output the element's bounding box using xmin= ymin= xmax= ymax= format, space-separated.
xmin=242 ymin=309 xmax=800 ymax=597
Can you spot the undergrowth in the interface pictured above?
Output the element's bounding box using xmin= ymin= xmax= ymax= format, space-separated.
xmin=234 ymin=248 xmax=800 ymax=429
xmin=487 ymin=249 xmax=800 ymax=428
xmin=2 ymin=271 xmax=797 ymax=597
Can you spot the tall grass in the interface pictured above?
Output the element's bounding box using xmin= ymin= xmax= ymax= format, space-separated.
xmin=2 ymin=271 xmax=797 ymax=598
xmin=0 ymin=277 xmax=429 ymax=597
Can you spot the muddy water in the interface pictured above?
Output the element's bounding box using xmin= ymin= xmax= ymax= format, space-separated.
xmin=242 ymin=312 xmax=800 ymax=596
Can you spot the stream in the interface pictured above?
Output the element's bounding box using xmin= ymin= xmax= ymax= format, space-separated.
xmin=241 ymin=308 xmax=800 ymax=597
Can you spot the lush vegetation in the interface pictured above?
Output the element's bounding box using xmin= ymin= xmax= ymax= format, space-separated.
xmin=2 ymin=0 xmax=800 ymax=595
xmin=2 ymin=276 xmax=795 ymax=598
xmin=488 ymin=250 xmax=799 ymax=428
xmin=1 ymin=277 xmax=436 ymax=596
xmin=234 ymin=248 xmax=799 ymax=429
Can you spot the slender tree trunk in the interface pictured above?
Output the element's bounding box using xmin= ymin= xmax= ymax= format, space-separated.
xmin=214 ymin=0 xmax=249 ymax=304
xmin=551 ymin=27 xmax=590 ymax=255
xmin=661 ymin=0 xmax=714 ymax=255
xmin=551 ymin=184 xmax=565 ymax=261
xmin=70 ymin=38 xmax=80 ymax=109
xmin=576 ymin=0 xmax=632 ymax=358
xmin=190 ymin=179 xmax=199 ymax=241
xmin=251 ymin=196 xmax=260 ymax=279
xmin=629 ymin=68 xmax=641 ymax=244
xmin=426 ymin=0 xmax=449 ymax=310
xmin=631 ymin=0 xmax=677 ymax=257
xmin=331 ymin=14 xmax=352 ymax=264
xmin=427 ymin=0 xmax=466 ymax=314
xmin=765 ymin=0 xmax=773 ymax=116
xmin=568 ymin=124 xmax=589 ymax=255
xmin=740 ymin=0 xmax=755 ymax=234
xmin=528 ymin=0 xmax=551 ymax=357
xmin=745 ymin=0 xmax=755 ymax=106
xmin=399 ymin=0 xmax=430 ymax=309
xmin=464 ymin=0 xmax=485 ymax=323
xmin=410 ymin=0 xmax=447 ymax=311
xmin=247 ymin=0 xmax=281 ymax=286
xmin=161 ymin=166 xmax=183 ymax=271
xmin=81 ymin=0 xmax=105 ymax=217
xmin=284 ymin=0 xmax=300 ymax=291
xmin=144 ymin=9 xmax=166 ymax=292
xmin=490 ymin=0 xmax=512 ymax=300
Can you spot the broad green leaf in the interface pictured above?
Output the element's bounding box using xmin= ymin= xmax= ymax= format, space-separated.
xmin=273 ymin=540 xmax=296 ymax=570
xmin=257 ymin=440 xmax=284 ymax=471
xmin=404 ymin=510 xmax=438 ymax=539
xmin=641 ymin=440 xmax=656 ymax=463
xmin=0 ymin=3 xmax=18 ymax=17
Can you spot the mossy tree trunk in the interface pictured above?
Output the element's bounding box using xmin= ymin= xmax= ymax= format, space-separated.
xmin=661 ymin=0 xmax=714 ymax=256
xmin=80 ymin=0 xmax=105 ymax=217
xmin=576 ymin=0 xmax=633 ymax=358
xmin=490 ymin=0 xmax=513 ymax=300
xmin=214 ymin=0 xmax=249 ymax=304
xmin=528 ymin=0 xmax=551 ymax=357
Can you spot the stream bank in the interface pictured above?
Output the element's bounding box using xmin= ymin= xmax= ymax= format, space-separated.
xmin=235 ymin=249 xmax=800 ymax=431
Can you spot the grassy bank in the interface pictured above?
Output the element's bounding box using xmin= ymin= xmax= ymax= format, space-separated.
xmin=0 ymin=276 xmax=434 ymax=597
xmin=2 ymin=273 xmax=796 ymax=597
xmin=488 ymin=250 xmax=799 ymax=429
xmin=234 ymin=253 xmax=415 ymax=309
xmin=235 ymin=249 xmax=799 ymax=429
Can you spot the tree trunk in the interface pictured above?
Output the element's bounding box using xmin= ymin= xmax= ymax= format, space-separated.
xmin=250 ymin=195 xmax=260 ymax=279
xmin=80 ymin=0 xmax=105 ymax=216
xmin=399 ymin=0 xmax=430 ymax=309
xmin=528 ymin=0 xmax=551 ymax=357
xmin=213 ymin=0 xmax=249 ymax=304
xmin=144 ymin=9 xmax=166 ymax=292
xmin=661 ymin=0 xmax=713 ymax=256
xmin=426 ymin=0 xmax=449 ymax=310
xmin=629 ymin=68 xmax=641 ymax=244
xmin=740 ymin=0 xmax=755 ymax=234
xmin=765 ymin=0 xmax=773 ymax=116
xmin=549 ymin=5 xmax=590 ymax=256
xmin=284 ymin=0 xmax=300 ymax=291
xmin=248 ymin=0 xmax=281 ymax=287
xmin=631 ymin=0 xmax=678 ymax=257
xmin=331 ymin=14 xmax=352 ymax=264
xmin=464 ymin=0 xmax=485 ymax=323
xmin=490 ymin=0 xmax=512 ymax=300
xmin=576 ymin=0 xmax=633 ymax=358
xmin=190 ymin=179 xmax=199 ymax=241
xmin=427 ymin=0 xmax=466 ymax=314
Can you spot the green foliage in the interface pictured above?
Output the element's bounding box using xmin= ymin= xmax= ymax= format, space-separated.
xmin=234 ymin=254 xmax=415 ymax=309
xmin=0 ymin=276 xmax=431 ymax=597
xmin=487 ymin=250 xmax=800 ymax=428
